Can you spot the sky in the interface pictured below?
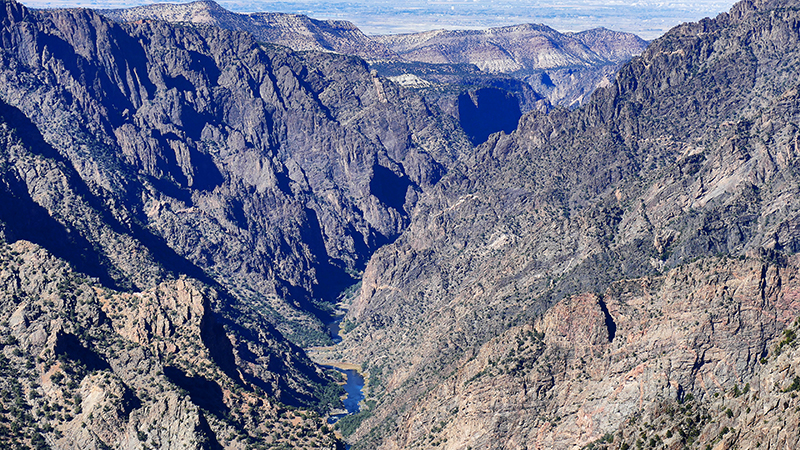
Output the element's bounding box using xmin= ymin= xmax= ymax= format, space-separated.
xmin=20 ymin=0 xmax=740 ymax=39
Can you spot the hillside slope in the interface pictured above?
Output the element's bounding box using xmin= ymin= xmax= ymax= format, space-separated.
xmin=0 ymin=98 xmax=339 ymax=448
xmin=332 ymin=0 xmax=800 ymax=447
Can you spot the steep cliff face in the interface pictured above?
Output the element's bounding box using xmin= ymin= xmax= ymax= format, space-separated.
xmin=454 ymin=87 xmax=523 ymax=146
xmin=335 ymin=0 xmax=800 ymax=447
xmin=374 ymin=257 xmax=800 ymax=449
xmin=0 ymin=0 xmax=470 ymax=445
xmin=0 ymin=84 xmax=344 ymax=447
xmin=99 ymin=1 xmax=546 ymax=146
xmin=0 ymin=0 xmax=471 ymax=345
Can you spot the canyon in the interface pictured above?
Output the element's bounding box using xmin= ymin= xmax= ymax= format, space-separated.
xmin=0 ymin=0 xmax=798 ymax=449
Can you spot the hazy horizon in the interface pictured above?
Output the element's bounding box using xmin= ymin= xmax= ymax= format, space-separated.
xmin=20 ymin=0 xmax=739 ymax=40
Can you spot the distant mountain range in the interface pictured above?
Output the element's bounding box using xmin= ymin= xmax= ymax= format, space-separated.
xmin=97 ymin=0 xmax=648 ymax=107
xmin=375 ymin=25 xmax=646 ymax=71
xmin=98 ymin=0 xmax=400 ymax=60
xmin=375 ymin=24 xmax=648 ymax=106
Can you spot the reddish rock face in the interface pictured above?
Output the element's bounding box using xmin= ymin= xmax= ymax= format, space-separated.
xmin=371 ymin=257 xmax=800 ymax=450
xmin=540 ymin=292 xmax=611 ymax=351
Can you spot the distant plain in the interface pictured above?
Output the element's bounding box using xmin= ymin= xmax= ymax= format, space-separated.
xmin=23 ymin=0 xmax=737 ymax=39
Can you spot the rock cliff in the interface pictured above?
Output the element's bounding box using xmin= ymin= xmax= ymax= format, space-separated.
xmin=334 ymin=0 xmax=800 ymax=447
xmin=370 ymin=257 xmax=800 ymax=449
xmin=0 ymin=70 xmax=347 ymax=446
xmin=0 ymin=0 xmax=472 ymax=345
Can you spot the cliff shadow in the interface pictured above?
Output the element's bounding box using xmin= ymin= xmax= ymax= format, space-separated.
xmin=0 ymin=98 xmax=224 ymax=292
xmin=0 ymin=167 xmax=122 ymax=290
xmin=163 ymin=366 xmax=229 ymax=417
xmin=457 ymin=87 xmax=522 ymax=145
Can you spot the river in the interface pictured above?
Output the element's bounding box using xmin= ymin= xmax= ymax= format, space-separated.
xmin=325 ymin=317 xmax=365 ymax=424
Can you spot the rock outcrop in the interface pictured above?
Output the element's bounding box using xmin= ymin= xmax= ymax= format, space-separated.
xmin=0 ymin=238 xmax=340 ymax=449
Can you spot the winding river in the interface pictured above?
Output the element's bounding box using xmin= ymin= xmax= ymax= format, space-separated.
xmin=324 ymin=318 xmax=365 ymax=424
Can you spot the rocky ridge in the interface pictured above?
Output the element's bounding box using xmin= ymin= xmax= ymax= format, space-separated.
xmin=374 ymin=24 xmax=645 ymax=71
xmin=327 ymin=0 xmax=800 ymax=447
xmin=97 ymin=0 xmax=399 ymax=61
xmin=0 ymin=237 xmax=341 ymax=449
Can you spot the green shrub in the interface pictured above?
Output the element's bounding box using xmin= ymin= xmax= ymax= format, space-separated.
xmin=335 ymin=410 xmax=372 ymax=437
xmin=783 ymin=376 xmax=800 ymax=392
